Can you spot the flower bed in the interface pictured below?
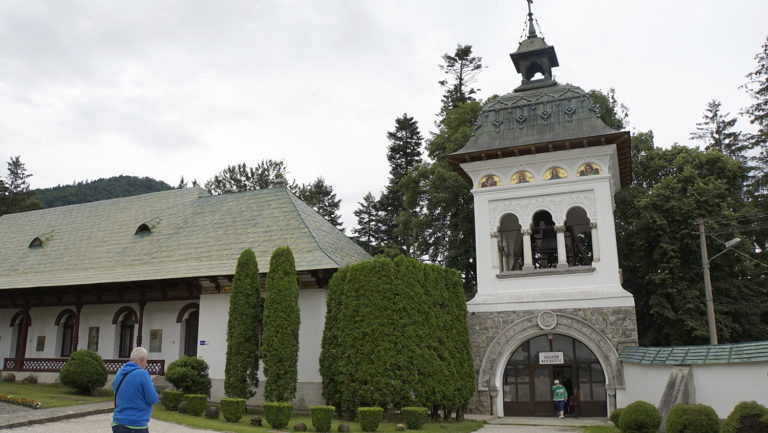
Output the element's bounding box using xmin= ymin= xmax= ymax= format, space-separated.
xmin=0 ymin=393 xmax=42 ymax=409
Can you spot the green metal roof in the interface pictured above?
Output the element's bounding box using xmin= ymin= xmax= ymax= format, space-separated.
xmin=620 ymin=341 xmax=768 ymax=365
xmin=0 ymin=187 xmax=371 ymax=290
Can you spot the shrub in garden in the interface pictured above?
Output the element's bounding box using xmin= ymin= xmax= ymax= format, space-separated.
xmin=264 ymin=402 xmax=293 ymax=429
xmin=161 ymin=390 xmax=184 ymax=410
xmin=205 ymin=406 xmax=220 ymax=419
xmin=165 ymin=356 xmax=212 ymax=397
xmin=610 ymin=408 xmax=624 ymax=427
xmin=59 ymin=350 xmax=107 ymax=394
xmin=664 ymin=403 xmax=719 ymax=433
xmin=184 ymin=394 xmax=207 ymax=416
xmin=358 ymin=407 xmax=384 ymax=432
xmin=221 ymin=398 xmax=247 ymax=422
xmin=618 ymin=401 xmax=661 ymax=433
xmin=311 ymin=405 xmax=335 ymax=432
xmin=722 ymin=401 xmax=768 ymax=433
xmin=22 ymin=375 xmax=38 ymax=384
xmin=402 ymin=407 xmax=428 ymax=430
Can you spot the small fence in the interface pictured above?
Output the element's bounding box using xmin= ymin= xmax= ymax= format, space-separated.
xmin=2 ymin=357 xmax=165 ymax=375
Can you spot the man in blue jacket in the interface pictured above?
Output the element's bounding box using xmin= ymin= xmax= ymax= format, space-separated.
xmin=112 ymin=347 xmax=159 ymax=433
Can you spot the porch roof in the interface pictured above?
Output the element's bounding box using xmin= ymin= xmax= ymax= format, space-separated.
xmin=620 ymin=341 xmax=768 ymax=365
xmin=0 ymin=186 xmax=370 ymax=290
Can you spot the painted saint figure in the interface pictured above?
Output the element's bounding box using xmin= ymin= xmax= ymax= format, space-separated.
xmin=545 ymin=167 xmax=567 ymax=180
xmin=480 ymin=175 xmax=500 ymax=188
xmin=512 ymin=171 xmax=532 ymax=184
xmin=578 ymin=163 xmax=601 ymax=176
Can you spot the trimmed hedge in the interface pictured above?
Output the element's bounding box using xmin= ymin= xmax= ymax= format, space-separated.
xmin=722 ymin=401 xmax=768 ymax=433
xmin=665 ymin=403 xmax=719 ymax=433
xmin=184 ymin=394 xmax=207 ymax=417
xmin=264 ymin=402 xmax=293 ymax=429
xmin=609 ymin=408 xmax=624 ymax=427
xmin=59 ymin=350 xmax=108 ymax=394
xmin=402 ymin=407 xmax=427 ymax=430
xmin=358 ymin=407 xmax=384 ymax=432
xmin=221 ymin=398 xmax=247 ymax=423
xmin=165 ymin=356 xmax=212 ymax=397
xmin=618 ymin=401 xmax=661 ymax=433
xmin=161 ymin=390 xmax=184 ymax=410
xmin=311 ymin=405 xmax=335 ymax=432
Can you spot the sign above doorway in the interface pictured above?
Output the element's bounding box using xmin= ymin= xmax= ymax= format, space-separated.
xmin=539 ymin=351 xmax=564 ymax=365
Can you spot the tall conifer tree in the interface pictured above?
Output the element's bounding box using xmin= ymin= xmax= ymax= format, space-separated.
xmin=262 ymin=246 xmax=300 ymax=402
xmin=224 ymin=249 xmax=261 ymax=399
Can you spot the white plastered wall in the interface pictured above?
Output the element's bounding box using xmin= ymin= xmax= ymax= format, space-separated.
xmin=619 ymin=362 xmax=768 ymax=418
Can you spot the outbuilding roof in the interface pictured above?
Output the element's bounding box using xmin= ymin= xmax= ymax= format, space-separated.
xmin=0 ymin=186 xmax=370 ymax=290
xmin=620 ymin=341 xmax=768 ymax=365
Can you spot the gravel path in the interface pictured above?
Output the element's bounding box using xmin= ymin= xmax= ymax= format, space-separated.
xmin=0 ymin=402 xmax=36 ymax=416
xmin=5 ymin=413 xmax=223 ymax=433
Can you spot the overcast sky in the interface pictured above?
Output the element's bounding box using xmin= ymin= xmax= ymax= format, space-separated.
xmin=1 ymin=1 xmax=766 ymax=230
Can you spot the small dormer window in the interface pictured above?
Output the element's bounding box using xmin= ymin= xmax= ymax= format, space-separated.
xmin=134 ymin=218 xmax=160 ymax=235
xmin=135 ymin=224 xmax=151 ymax=235
xmin=29 ymin=232 xmax=54 ymax=248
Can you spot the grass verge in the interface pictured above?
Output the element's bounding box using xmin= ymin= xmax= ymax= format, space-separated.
xmin=0 ymin=382 xmax=113 ymax=408
xmin=152 ymin=404 xmax=484 ymax=433
xmin=582 ymin=426 xmax=620 ymax=433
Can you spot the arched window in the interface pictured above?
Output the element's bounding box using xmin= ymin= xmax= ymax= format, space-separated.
xmin=564 ymin=207 xmax=592 ymax=266
xmin=118 ymin=313 xmax=135 ymax=358
xmin=9 ymin=311 xmax=30 ymax=359
xmin=532 ymin=211 xmax=557 ymax=268
xmin=498 ymin=213 xmax=524 ymax=271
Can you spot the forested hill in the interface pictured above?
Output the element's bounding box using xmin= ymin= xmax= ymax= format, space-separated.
xmin=34 ymin=175 xmax=173 ymax=208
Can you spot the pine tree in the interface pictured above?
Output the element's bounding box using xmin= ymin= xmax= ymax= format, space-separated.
xmin=224 ymin=249 xmax=261 ymax=399
xmin=690 ymin=99 xmax=745 ymax=158
xmin=352 ymin=192 xmax=382 ymax=254
xmin=204 ymin=160 xmax=287 ymax=194
xmin=0 ymin=156 xmax=43 ymax=217
xmin=262 ymin=247 xmax=300 ymax=402
xmin=438 ymin=45 xmax=484 ymax=119
xmin=293 ymin=177 xmax=343 ymax=230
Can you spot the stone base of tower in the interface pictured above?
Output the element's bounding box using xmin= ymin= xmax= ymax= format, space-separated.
xmin=466 ymin=306 xmax=638 ymax=416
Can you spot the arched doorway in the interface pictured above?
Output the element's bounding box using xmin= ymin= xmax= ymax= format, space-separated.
xmin=183 ymin=311 xmax=199 ymax=357
xmin=502 ymin=334 xmax=606 ymax=417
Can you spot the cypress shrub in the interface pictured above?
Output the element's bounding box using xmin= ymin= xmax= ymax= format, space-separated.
xmin=161 ymin=390 xmax=184 ymax=410
xmin=609 ymin=407 xmax=624 ymax=426
xmin=184 ymin=394 xmax=207 ymax=416
xmin=263 ymin=246 xmax=300 ymax=402
xmin=165 ymin=356 xmax=212 ymax=396
xmin=264 ymin=402 xmax=293 ymax=429
xmin=319 ymin=268 xmax=347 ymax=408
xmin=401 ymin=407 xmax=427 ymax=430
xmin=310 ymin=405 xmax=335 ymax=432
xmin=664 ymin=403 xmax=719 ymax=433
xmin=721 ymin=401 xmax=768 ymax=433
xmin=59 ymin=349 xmax=108 ymax=394
xmin=618 ymin=401 xmax=661 ymax=433
xmin=358 ymin=407 xmax=384 ymax=432
xmin=224 ymin=248 xmax=261 ymax=399
xmin=221 ymin=398 xmax=247 ymax=422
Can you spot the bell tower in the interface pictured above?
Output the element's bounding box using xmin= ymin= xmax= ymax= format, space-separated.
xmin=448 ymin=3 xmax=638 ymax=417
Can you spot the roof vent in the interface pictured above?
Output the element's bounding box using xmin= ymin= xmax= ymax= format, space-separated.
xmin=29 ymin=232 xmax=55 ymax=248
xmin=135 ymin=218 xmax=161 ymax=235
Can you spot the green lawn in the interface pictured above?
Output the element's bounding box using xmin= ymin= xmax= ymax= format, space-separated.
xmin=0 ymin=382 xmax=113 ymax=408
xmin=152 ymin=404 xmax=485 ymax=433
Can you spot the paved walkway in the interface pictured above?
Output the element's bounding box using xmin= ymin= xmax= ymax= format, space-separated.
xmin=1 ymin=401 xmax=612 ymax=432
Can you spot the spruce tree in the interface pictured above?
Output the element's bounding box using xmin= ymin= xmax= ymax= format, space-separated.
xmin=294 ymin=177 xmax=343 ymax=229
xmin=352 ymin=192 xmax=382 ymax=254
xmin=690 ymin=99 xmax=745 ymax=158
xmin=378 ymin=114 xmax=423 ymax=252
xmin=262 ymin=246 xmax=301 ymax=402
xmin=743 ymin=37 xmax=768 ymax=194
xmin=224 ymin=249 xmax=261 ymax=399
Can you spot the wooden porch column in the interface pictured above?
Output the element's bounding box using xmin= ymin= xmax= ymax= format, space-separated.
xmin=136 ymin=302 xmax=145 ymax=348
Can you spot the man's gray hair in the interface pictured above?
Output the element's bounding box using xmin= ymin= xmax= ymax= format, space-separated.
xmin=130 ymin=347 xmax=148 ymax=362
